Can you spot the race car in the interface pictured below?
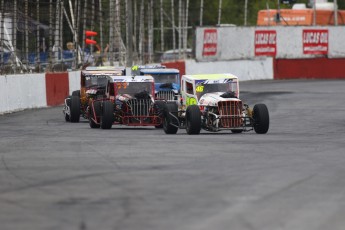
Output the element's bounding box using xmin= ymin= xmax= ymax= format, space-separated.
xmin=63 ymin=66 xmax=126 ymax=122
xmin=131 ymin=65 xmax=180 ymax=102
xmin=162 ymin=73 xmax=270 ymax=135
xmin=88 ymin=75 xmax=164 ymax=129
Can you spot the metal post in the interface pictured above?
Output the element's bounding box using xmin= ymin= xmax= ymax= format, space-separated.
xmin=200 ymin=0 xmax=203 ymax=26
xmin=334 ymin=0 xmax=338 ymax=25
xmin=25 ymin=0 xmax=28 ymax=70
xmin=109 ymin=0 xmax=114 ymax=65
xmin=160 ymin=0 xmax=164 ymax=52
xmin=147 ymin=0 xmax=153 ymax=63
xmin=127 ymin=0 xmax=133 ymax=66
xmin=244 ymin=0 xmax=248 ymax=26
xmin=36 ymin=0 xmax=40 ymax=70
xmin=171 ymin=0 xmax=176 ymax=53
xmin=276 ymin=0 xmax=280 ymax=24
xmin=218 ymin=0 xmax=222 ymax=25
xmin=1 ymin=0 xmax=4 ymax=66
xmin=178 ymin=0 xmax=181 ymax=59
xmin=184 ymin=0 xmax=189 ymax=56
xmin=139 ymin=0 xmax=144 ymax=63
xmin=313 ymin=0 xmax=316 ymax=26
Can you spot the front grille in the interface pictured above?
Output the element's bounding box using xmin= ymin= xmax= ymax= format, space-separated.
xmin=126 ymin=99 xmax=152 ymax=117
xmin=218 ymin=101 xmax=242 ymax=128
xmin=156 ymin=90 xmax=175 ymax=101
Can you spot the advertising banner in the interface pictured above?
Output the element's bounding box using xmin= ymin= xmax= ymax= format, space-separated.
xmin=255 ymin=30 xmax=277 ymax=56
xmin=202 ymin=29 xmax=217 ymax=57
xmin=303 ymin=29 xmax=328 ymax=55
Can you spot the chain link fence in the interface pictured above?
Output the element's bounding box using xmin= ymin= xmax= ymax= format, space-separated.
xmin=0 ymin=0 xmax=197 ymax=75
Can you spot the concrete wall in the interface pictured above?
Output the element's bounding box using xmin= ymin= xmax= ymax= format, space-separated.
xmin=0 ymin=71 xmax=81 ymax=114
xmin=0 ymin=74 xmax=46 ymax=114
xmin=196 ymin=26 xmax=345 ymax=61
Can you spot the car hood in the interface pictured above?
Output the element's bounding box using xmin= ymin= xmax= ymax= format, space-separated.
xmin=198 ymin=92 xmax=240 ymax=106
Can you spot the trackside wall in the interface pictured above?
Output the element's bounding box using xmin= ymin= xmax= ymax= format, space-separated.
xmin=195 ymin=26 xmax=345 ymax=79
xmin=0 ymin=74 xmax=47 ymax=114
xmin=0 ymin=71 xmax=82 ymax=114
xmin=68 ymin=71 xmax=81 ymax=95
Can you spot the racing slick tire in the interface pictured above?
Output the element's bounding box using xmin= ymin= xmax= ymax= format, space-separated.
xmin=186 ymin=105 xmax=201 ymax=135
xmin=64 ymin=96 xmax=71 ymax=122
xmin=100 ymin=101 xmax=114 ymax=129
xmin=70 ymin=96 xmax=81 ymax=123
xmin=154 ymin=100 xmax=166 ymax=128
xmin=72 ymin=90 xmax=80 ymax=97
xmin=253 ymin=104 xmax=269 ymax=134
xmin=163 ymin=103 xmax=178 ymax=134
xmin=89 ymin=101 xmax=101 ymax=128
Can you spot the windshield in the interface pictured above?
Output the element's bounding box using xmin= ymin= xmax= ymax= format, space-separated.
xmin=84 ymin=75 xmax=108 ymax=88
xmin=116 ymin=82 xmax=153 ymax=97
xmin=196 ymin=82 xmax=238 ymax=100
xmin=151 ymin=74 xmax=179 ymax=84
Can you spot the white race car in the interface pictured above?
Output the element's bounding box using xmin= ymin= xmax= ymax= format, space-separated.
xmin=162 ymin=73 xmax=269 ymax=135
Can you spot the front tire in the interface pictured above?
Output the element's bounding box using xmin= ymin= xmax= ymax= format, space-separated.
xmin=70 ymin=96 xmax=80 ymax=123
xmin=100 ymin=101 xmax=114 ymax=129
xmin=186 ymin=105 xmax=201 ymax=135
xmin=253 ymin=104 xmax=269 ymax=134
xmin=163 ymin=103 xmax=178 ymax=134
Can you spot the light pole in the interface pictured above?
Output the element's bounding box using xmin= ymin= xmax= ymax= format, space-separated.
xmin=334 ymin=0 xmax=338 ymax=25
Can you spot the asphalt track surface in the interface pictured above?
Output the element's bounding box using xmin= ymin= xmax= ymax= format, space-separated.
xmin=1 ymin=79 xmax=345 ymax=230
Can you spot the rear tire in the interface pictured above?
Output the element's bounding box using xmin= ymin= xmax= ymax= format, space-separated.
xmin=70 ymin=96 xmax=80 ymax=123
xmin=186 ymin=105 xmax=201 ymax=135
xmin=100 ymin=101 xmax=114 ymax=129
xmin=253 ymin=104 xmax=269 ymax=134
xmin=89 ymin=101 xmax=101 ymax=128
xmin=163 ymin=103 xmax=178 ymax=134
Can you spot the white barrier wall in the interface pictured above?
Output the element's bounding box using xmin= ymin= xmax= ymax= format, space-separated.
xmin=0 ymin=74 xmax=47 ymax=114
xmin=68 ymin=71 xmax=81 ymax=95
xmin=196 ymin=26 xmax=345 ymax=61
xmin=185 ymin=57 xmax=273 ymax=81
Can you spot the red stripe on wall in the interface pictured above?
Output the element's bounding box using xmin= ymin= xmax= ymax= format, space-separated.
xmin=274 ymin=58 xmax=345 ymax=79
xmin=161 ymin=61 xmax=186 ymax=75
xmin=45 ymin=72 xmax=69 ymax=106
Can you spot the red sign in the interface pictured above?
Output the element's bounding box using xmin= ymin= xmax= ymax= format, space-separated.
xmin=254 ymin=30 xmax=277 ymax=56
xmin=303 ymin=29 xmax=328 ymax=55
xmin=202 ymin=29 xmax=217 ymax=56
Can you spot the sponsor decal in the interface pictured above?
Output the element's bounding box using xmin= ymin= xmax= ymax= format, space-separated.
xmin=202 ymin=29 xmax=217 ymax=56
xmin=254 ymin=30 xmax=277 ymax=56
xmin=303 ymin=29 xmax=328 ymax=55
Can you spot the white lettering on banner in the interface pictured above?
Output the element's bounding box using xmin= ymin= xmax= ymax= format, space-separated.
xmin=254 ymin=30 xmax=277 ymax=56
xmin=303 ymin=29 xmax=328 ymax=55
xmin=255 ymin=33 xmax=276 ymax=45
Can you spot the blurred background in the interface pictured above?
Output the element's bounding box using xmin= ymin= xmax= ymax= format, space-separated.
xmin=1 ymin=0 xmax=344 ymax=74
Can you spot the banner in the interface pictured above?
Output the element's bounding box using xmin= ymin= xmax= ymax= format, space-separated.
xmin=255 ymin=30 xmax=277 ymax=56
xmin=202 ymin=29 xmax=217 ymax=57
xmin=303 ymin=29 xmax=328 ymax=55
